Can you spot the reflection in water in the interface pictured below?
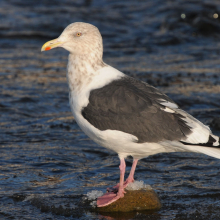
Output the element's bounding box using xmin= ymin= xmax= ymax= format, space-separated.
xmin=0 ymin=0 xmax=220 ymax=219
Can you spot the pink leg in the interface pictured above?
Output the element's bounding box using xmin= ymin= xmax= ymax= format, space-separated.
xmin=97 ymin=158 xmax=126 ymax=207
xmin=124 ymin=159 xmax=138 ymax=186
xmin=118 ymin=158 xmax=126 ymax=195
xmin=108 ymin=159 xmax=138 ymax=191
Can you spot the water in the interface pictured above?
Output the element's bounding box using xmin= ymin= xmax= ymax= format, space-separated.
xmin=1 ymin=0 xmax=220 ymax=219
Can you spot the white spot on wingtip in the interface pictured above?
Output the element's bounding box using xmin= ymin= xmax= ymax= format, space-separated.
xmin=211 ymin=135 xmax=220 ymax=146
xmin=213 ymin=142 xmax=219 ymax=146
xmin=158 ymin=99 xmax=178 ymax=109
xmin=161 ymin=107 xmax=175 ymax=113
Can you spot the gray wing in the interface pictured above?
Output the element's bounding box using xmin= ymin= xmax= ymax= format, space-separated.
xmin=82 ymin=76 xmax=192 ymax=143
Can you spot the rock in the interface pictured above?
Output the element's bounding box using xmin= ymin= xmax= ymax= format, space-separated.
xmin=97 ymin=183 xmax=161 ymax=212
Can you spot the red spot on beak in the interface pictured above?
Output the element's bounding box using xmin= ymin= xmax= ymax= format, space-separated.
xmin=45 ymin=47 xmax=51 ymax=51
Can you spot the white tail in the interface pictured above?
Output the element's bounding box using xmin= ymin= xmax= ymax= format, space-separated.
xmin=186 ymin=145 xmax=220 ymax=159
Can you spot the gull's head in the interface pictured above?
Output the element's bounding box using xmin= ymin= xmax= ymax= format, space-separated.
xmin=41 ymin=22 xmax=103 ymax=57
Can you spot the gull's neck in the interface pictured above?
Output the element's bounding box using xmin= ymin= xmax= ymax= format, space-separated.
xmin=67 ymin=53 xmax=106 ymax=93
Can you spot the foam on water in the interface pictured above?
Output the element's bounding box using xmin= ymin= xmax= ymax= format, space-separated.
xmin=126 ymin=180 xmax=152 ymax=191
xmin=86 ymin=190 xmax=104 ymax=200
xmin=23 ymin=193 xmax=50 ymax=202
xmin=86 ymin=190 xmax=104 ymax=207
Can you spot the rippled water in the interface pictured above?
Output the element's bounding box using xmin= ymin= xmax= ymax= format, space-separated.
xmin=1 ymin=0 xmax=220 ymax=219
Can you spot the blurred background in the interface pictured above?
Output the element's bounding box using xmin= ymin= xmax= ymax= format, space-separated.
xmin=1 ymin=0 xmax=220 ymax=219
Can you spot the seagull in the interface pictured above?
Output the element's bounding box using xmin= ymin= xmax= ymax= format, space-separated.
xmin=41 ymin=22 xmax=220 ymax=207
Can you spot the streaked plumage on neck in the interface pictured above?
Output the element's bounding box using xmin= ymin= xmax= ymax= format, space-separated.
xmin=67 ymin=53 xmax=106 ymax=93
xmin=40 ymin=22 xmax=105 ymax=93
xmin=61 ymin=23 xmax=106 ymax=93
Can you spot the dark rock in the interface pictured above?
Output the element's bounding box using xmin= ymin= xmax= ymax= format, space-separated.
xmin=97 ymin=188 xmax=161 ymax=212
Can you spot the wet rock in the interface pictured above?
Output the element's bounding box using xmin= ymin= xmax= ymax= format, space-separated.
xmin=97 ymin=187 xmax=161 ymax=212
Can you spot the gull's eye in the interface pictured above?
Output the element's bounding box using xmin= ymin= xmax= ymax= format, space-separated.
xmin=76 ymin=32 xmax=82 ymax=37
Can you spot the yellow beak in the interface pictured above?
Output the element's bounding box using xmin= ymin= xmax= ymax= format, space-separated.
xmin=41 ymin=38 xmax=63 ymax=52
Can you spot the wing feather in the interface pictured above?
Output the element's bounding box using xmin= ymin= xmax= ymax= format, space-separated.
xmin=82 ymin=76 xmax=192 ymax=143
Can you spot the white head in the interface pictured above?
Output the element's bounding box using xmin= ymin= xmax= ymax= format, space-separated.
xmin=41 ymin=22 xmax=103 ymax=60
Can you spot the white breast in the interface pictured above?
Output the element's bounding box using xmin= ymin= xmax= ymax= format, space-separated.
xmin=68 ymin=65 xmax=124 ymax=113
xmin=68 ymin=65 xmax=127 ymax=150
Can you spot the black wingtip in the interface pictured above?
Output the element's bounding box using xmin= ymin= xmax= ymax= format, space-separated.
xmin=180 ymin=135 xmax=220 ymax=148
